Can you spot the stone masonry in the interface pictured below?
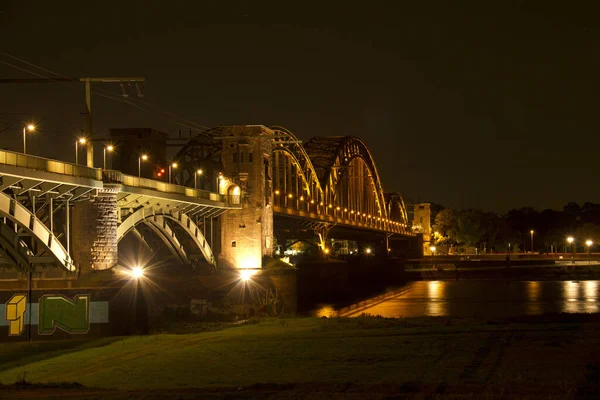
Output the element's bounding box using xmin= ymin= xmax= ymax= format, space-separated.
xmin=219 ymin=126 xmax=274 ymax=269
xmin=72 ymin=188 xmax=119 ymax=274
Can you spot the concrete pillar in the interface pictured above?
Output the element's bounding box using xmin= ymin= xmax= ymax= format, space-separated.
xmin=219 ymin=126 xmax=273 ymax=270
xmin=72 ymin=188 xmax=119 ymax=274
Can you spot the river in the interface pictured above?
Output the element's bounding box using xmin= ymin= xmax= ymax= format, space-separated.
xmin=314 ymin=280 xmax=600 ymax=318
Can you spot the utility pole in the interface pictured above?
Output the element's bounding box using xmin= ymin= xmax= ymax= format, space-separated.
xmin=0 ymin=77 xmax=145 ymax=167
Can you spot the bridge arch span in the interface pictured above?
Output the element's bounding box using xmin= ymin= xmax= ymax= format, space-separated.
xmin=117 ymin=208 xmax=215 ymax=266
xmin=0 ymin=191 xmax=73 ymax=271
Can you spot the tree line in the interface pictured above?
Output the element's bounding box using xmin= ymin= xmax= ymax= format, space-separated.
xmin=431 ymin=202 xmax=600 ymax=254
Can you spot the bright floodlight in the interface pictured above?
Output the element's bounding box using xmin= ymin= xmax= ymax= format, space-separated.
xmin=567 ymin=237 xmax=574 ymax=243
xmin=587 ymin=240 xmax=593 ymax=246
xmin=27 ymin=124 xmax=36 ymax=132
xmin=365 ymin=248 xmax=372 ymax=254
xmin=78 ymin=137 xmax=86 ymax=144
xmin=197 ymin=169 xmax=203 ymax=175
xmin=240 ymin=269 xmax=255 ymax=281
xmin=171 ymin=162 xmax=178 ymax=168
xmin=106 ymin=145 xmax=114 ymax=151
xmin=130 ymin=266 xmax=144 ymax=279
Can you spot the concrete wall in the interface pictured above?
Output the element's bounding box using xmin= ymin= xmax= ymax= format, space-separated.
xmin=219 ymin=126 xmax=273 ymax=270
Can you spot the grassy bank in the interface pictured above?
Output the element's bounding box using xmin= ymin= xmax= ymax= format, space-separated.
xmin=1 ymin=316 xmax=600 ymax=398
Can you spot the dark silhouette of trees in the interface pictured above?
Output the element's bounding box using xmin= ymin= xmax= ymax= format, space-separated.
xmin=431 ymin=202 xmax=600 ymax=254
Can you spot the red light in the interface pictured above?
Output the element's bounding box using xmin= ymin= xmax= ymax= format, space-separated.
xmin=157 ymin=172 xmax=162 ymax=177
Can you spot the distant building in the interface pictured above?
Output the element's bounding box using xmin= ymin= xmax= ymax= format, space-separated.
xmin=411 ymin=203 xmax=432 ymax=254
xmin=109 ymin=128 xmax=168 ymax=177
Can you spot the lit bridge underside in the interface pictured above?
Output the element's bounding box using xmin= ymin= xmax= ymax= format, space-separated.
xmin=0 ymin=150 xmax=238 ymax=275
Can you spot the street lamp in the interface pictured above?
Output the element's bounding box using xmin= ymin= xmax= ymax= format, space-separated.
xmin=23 ymin=124 xmax=36 ymax=154
xmin=217 ymin=172 xmax=223 ymax=192
xmin=195 ymin=169 xmax=203 ymax=189
xmin=103 ymin=145 xmax=114 ymax=169
xmin=430 ymin=245 xmax=436 ymax=256
xmin=138 ymin=154 xmax=148 ymax=177
xmin=530 ymin=230 xmax=534 ymax=253
xmin=75 ymin=137 xmax=86 ymax=164
xmin=168 ymin=162 xmax=178 ymax=184
xmin=567 ymin=236 xmax=575 ymax=264
xmin=587 ymin=240 xmax=593 ymax=263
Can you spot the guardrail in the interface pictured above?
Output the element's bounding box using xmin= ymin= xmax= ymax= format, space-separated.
xmin=103 ymin=170 xmax=225 ymax=202
xmin=0 ymin=149 xmax=102 ymax=180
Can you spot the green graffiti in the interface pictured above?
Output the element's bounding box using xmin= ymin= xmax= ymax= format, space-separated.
xmin=38 ymin=294 xmax=90 ymax=335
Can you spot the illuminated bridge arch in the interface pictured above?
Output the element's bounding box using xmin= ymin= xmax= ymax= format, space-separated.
xmin=0 ymin=191 xmax=73 ymax=271
xmin=270 ymin=127 xmax=409 ymax=233
xmin=117 ymin=208 xmax=215 ymax=267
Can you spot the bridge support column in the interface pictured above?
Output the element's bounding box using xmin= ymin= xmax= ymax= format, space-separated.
xmin=72 ymin=188 xmax=119 ymax=274
xmin=219 ymin=126 xmax=273 ymax=270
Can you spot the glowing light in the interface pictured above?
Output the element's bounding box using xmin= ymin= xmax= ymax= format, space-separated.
xmin=587 ymin=240 xmax=593 ymax=246
xmin=160 ymin=168 xmax=165 ymax=173
xmin=365 ymin=248 xmax=372 ymax=254
xmin=328 ymin=204 xmax=333 ymax=208
xmin=336 ymin=206 xmax=341 ymax=210
xmin=344 ymin=208 xmax=347 ymax=212
xmin=106 ymin=145 xmax=114 ymax=151
xmin=275 ymin=190 xmax=280 ymax=195
xmin=288 ymin=193 xmax=293 ymax=199
xmin=430 ymin=246 xmax=436 ymax=252
xmin=240 ymin=269 xmax=257 ymax=281
xmin=197 ymin=169 xmax=203 ymax=175
xmin=171 ymin=162 xmax=178 ymax=168
xmin=310 ymin=200 xmax=315 ymax=204
xmin=300 ymin=196 xmax=304 ymax=201
xmin=130 ymin=266 xmax=144 ymax=279
xmin=141 ymin=154 xmax=148 ymax=161
xmin=320 ymin=202 xmax=324 ymax=206
xmin=530 ymin=230 xmax=534 ymax=234
xmin=27 ymin=124 xmax=36 ymax=132
xmin=567 ymin=237 xmax=574 ymax=244
xmin=351 ymin=210 xmax=355 ymax=214
xmin=78 ymin=137 xmax=86 ymax=144
xmin=324 ymin=248 xmax=330 ymax=254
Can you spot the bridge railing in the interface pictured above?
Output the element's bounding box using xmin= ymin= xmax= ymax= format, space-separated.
xmin=103 ymin=170 xmax=225 ymax=202
xmin=0 ymin=149 xmax=102 ymax=180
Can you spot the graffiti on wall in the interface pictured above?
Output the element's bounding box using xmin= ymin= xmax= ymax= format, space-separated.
xmin=3 ymin=294 xmax=97 ymax=336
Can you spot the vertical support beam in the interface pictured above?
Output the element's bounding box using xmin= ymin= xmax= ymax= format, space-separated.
xmin=49 ymin=197 xmax=54 ymax=234
xmin=66 ymin=196 xmax=70 ymax=255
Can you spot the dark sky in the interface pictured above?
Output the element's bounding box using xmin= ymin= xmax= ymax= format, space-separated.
xmin=1 ymin=2 xmax=598 ymax=212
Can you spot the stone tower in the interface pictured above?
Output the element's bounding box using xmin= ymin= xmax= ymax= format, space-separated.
xmin=219 ymin=126 xmax=273 ymax=269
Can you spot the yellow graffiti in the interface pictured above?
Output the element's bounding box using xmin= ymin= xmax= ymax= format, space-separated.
xmin=5 ymin=294 xmax=27 ymax=336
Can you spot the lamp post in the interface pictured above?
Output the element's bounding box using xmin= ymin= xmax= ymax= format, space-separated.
xmin=75 ymin=138 xmax=86 ymax=164
xmin=567 ymin=236 xmax=575 ymax=264
xmin=103 ymin=145 xmax=114 ymax=169
xmin=195 ymin=169 xmax=203 ymax=189
xmin=217 ymin=172 xmax=223 ymax=192
xmin=530 ymin=230 xmax=534 ymax=253
xmin=586 ymin=240 xmax=593 ymax=264
xmin=168 ymin=162 xmax=178 ymax=184
xmin=138 ymin=154 xmax=148 ymax=177
xmin=23 ymin=124 xmax=36 ymax=154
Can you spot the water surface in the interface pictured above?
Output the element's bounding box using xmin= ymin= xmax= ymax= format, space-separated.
xmin=315 ymin=280 xmax=600 ymax=318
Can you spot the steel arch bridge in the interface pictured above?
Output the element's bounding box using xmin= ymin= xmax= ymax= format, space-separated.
xmin=174 ymin=125 xmax=410 ymax=235
xmin=269 ymin=126 xmax=409 ymax=234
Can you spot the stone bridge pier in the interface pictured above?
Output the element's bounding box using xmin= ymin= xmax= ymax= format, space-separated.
xmin=72 ymin=187 xmax=119 ymax=275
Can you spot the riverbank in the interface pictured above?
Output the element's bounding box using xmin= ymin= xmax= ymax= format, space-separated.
xmin=2 ymin=315 xmax=600 ymax=398
xmin=405 ymin=263 xmax=600 ymax=281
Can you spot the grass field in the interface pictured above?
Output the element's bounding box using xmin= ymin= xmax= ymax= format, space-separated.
xmin=1 ymin=315 xmax=600 ymax=398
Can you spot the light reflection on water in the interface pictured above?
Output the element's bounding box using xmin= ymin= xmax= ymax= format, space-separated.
xmin=313 ymin=280 xmax=600 ymax=318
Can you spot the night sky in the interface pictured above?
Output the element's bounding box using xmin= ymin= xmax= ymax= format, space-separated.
xmin=1 ymin=2 xmax=598 ymax=212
